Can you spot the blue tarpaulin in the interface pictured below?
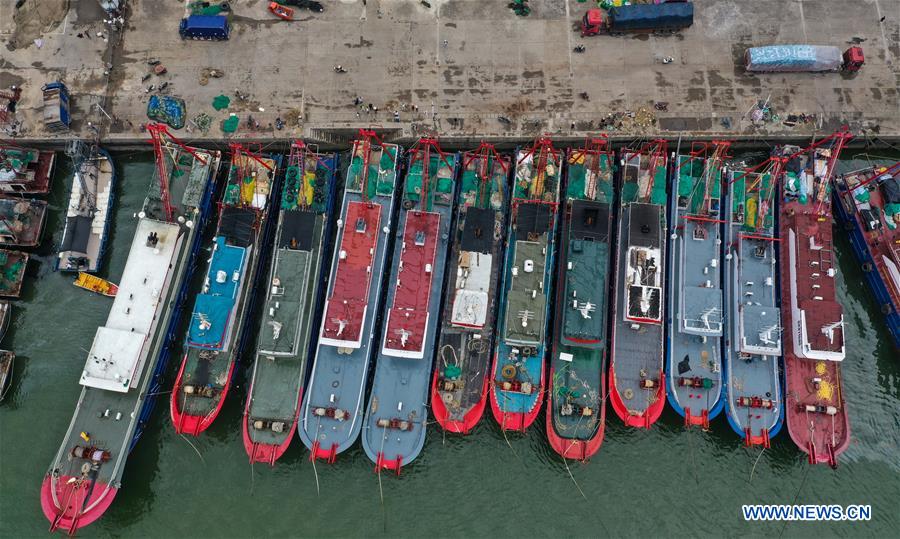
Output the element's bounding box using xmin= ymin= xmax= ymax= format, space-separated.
xmin=745 ymin=45 xmax=843 ymax=72
xmin=608 ymin=3 xmax=694 ymax=31
xmin=147 ymin=95 xmax=186 ymax=129
xmin=187 ymin=236 xmax=246 ymax=349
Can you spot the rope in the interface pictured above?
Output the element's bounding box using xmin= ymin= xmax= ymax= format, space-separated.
xmin=179 ymin=433 xmax=205 ymax=464
xmin=311 ymin=416 xmax=321 ymax=496
xmin=749 ymin=447 xmax=765 ymax=483
xmin=376 ymin=423 xmax=388 ymax=533
xmin=778 ymin=462 xmax=811 ymax=539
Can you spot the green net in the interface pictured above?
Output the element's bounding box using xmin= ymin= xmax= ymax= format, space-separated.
xmin=212 ymin=95 xmax=230 ymax=111
xmin=444 ymin=364 xmax=462 ymax=379
xmin=222 ymin=115 xmax=239 ymax=133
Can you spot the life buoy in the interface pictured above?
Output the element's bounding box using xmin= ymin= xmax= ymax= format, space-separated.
xmin=862 ymin=262 xmax=874 ymax=272
xmin=501 ymin=364 xmax=517 ymax=380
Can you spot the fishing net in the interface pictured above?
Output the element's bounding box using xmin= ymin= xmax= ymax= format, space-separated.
xmin=146 ymin=95 xmax=186 ymax=130
xmin=212 ymin=95 xmax=230 ymax=111
xmin=222 ymin=115 xmax=239 ymax=133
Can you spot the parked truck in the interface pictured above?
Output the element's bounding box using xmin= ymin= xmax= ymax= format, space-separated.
xmin=179 ymin=15 xmax=230 ymax=41
xmin=744 ymin=45 xmax=864 ymax=73
xmin=41 ymin=82 xmax=71 ymax=133
xmin=581 ymin=2 xmax=694 ymax=36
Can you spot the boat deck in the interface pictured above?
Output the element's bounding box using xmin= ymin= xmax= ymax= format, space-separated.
xmin=187 ymin=235 xmax=246 ymax=350
xmin=503 ymin=238 xmax=547 ymax=343
xmin=319 ymin=201 xmax=381 ymax=348
xmin=837 ymin=166 xmax=900 ymax=347
xmin=624 ymin=203 xmax=663 ymax=324
xmin=0 ymin=197 xmax=46 ymax=247
xmin=491 ymin=142 xmax=560 ymax=430
xmin=80 ymin=220 xmax=181 ymax=392
xmin=58 ymin=153 xmax=115 ymax=272
xmin=611 ymin=200 xmax=665 ymax=422
xmin=667 ymin=155 xmax=725 ymax=425
xmin=246 ymin=148 xmax=336 ymax=460
xmin=561 ymin=200 xmax=609 ymax=345
xmin=0 ymin=250 xmax=28 ymax=298
xmin=780 ymin=144 xmax=850 ymax=464
xmin=0 ymin=146 xmax=56 ymax=195
xmin=382 ymin=211 xmax=440 ymax=358
xmin=0 ymin=147 xmax=54 ymax=194
xmin=433 ymin=146 xmax=507 ymax=432
xmin=549 ymin=191 xmax=611 ymax=450
xmin=567 ymin=152 xmax=614 ymax=204
xmin=724 ymin=169 xmax=783 ymax=442
xmin=298 ymin=141 xmax=399 ymax=460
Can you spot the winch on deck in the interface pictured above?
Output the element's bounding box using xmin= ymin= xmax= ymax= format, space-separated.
xmin=312 ymin=406 xmax=349 ymax=421
xmin=70 ymin=445 xmax=111 ymax=463
xmin=182 ymin=384 xmax=216 ymax=398
xmin=252 ymin=419 xmax=287 ymax=432
xmin=560 ymin=402 xmax=594 ymax=417
xmin=799 ymin=404 xmax=839 ymax=415
xmin=375 ymin=417 xmax=414 ymax=431
xmin=677 ymin=376 xmax=714 ymax=389
xmin=495 ymin=378 xmax=536 ymax=394
xmin=736 ymin=396 xmax=775 ymax=409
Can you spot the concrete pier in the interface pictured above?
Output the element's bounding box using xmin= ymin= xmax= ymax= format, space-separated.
xmin=2 ymin=0 xmax=898 ymax=147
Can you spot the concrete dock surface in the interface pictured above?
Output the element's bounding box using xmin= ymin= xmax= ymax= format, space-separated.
xmin=1 ymin=0 xmax=898 ymax=146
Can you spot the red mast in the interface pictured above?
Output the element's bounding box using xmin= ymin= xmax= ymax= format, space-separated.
xmin=146 ymin=122 xmax=207 ymax=222
xmin=408 ymin=138 xmax=452 ymax=211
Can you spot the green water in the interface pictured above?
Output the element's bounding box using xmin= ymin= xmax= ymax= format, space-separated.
xmin=1 ymin=153 xmax=899 ymax=537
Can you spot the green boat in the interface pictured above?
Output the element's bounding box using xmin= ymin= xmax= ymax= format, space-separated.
xmin=547 ymin=137 xmax=615 ymax=460
xmin=242 ymin=141 xmax=337 ymax=464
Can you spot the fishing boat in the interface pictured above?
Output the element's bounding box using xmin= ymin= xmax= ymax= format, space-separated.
xmin=0 ymin=249 xmax=28 ymax=298
xmin=73 ymin=272 xmax=118 ymax=297
xmin=0 ymin=349 xmax=13 ymax=402
xmin=0 ymin=196 xmax=47 ymax=248
xmin=546 ymin=137 xmax=614 ymax=460
xmin=723 ymin=156 xmax=785 ymax=447
xmin=298 ymin=130 xmax=400 ymax=462
xmin=0 ymin=144 xmax=55 ymax=195
xmin=489 ymin=137 xmax=561 ymax=432
xmin=171 ymin=144 xmax=279 ymax=436
xmin=778 ymin=131 xmax=852 ymax=467
xmin=57 ymin=143 xmax=117 ymax=272
xmin=431 ymin=142 xmax=509 ymax=435
xmin=608 ymin=140 xmax=668 ymax=429
xmin=41 ymin=125 xmax=220 ymax=533
xmin=665 ymin=141 xmax=729 ymax=429
xmin=361 ymin=138 xmax=457 ymax=472
xmin=242 ymin=141 xmax=337 ymax=464
xmin=834 ymin=162 xmax=900 ymax=349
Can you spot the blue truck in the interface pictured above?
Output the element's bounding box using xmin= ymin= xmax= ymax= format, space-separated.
xmin=581 ymin=2 xmax=694 ymax=36
xmin=179 ymin=15 xmax=230 ymax=41
xmin=41 ymin=82 xmax=71 ymax=132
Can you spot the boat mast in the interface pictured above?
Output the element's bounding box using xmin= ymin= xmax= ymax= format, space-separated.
xmin=408 ymin=138 xmax=452 ymax=212
xmin=147 ymin=122 xmax=207 ymax=222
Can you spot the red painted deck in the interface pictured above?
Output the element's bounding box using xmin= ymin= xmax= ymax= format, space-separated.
xmin=382 ymin=211 xmax=440 ymax=358
xmin=320 ymin=201 xmax=381 ymax=346
xmin=786 ymin=213 xmax=844 ymax=356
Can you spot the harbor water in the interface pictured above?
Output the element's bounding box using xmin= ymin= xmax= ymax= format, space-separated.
xmin=1 ymin=152 xmax=898 ymax=536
